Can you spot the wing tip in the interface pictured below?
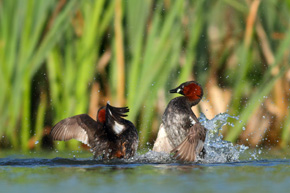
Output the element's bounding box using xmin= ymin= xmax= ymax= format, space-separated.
xmin=171 ymin=139 xmax=197 ymax=162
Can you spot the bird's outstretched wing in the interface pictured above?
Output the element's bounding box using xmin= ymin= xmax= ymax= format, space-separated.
xmin=50 ymin=114 xmax=99 ymax=147
xmin=171 ymin=122 xmax=206 ymax=162
xmin=105 ymin=103 xmax=129 ymax=136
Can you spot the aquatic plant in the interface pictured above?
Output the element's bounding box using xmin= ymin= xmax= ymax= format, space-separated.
xmin=0 ymin=0 xmax=79 ymax=150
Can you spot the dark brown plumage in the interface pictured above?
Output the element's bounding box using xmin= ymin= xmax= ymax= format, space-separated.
xmin=50 ymin=103 xmax=138 ymax=159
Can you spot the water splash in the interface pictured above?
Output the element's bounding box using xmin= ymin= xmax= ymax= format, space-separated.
xmin=128 ymin=151 xmax=175 ymax=164
xmin=199 ymin=113 xmax=248 ymax=163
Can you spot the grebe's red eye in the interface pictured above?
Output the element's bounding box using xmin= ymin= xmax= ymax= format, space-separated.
xmin=183 ymin=83 xmax=202 ymax=100
xmin=98 ymin=109 xmax=106 ymax=123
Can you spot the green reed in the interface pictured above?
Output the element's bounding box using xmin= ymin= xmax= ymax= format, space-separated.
xmin=0 ymin=0 xmax=78 ymax=150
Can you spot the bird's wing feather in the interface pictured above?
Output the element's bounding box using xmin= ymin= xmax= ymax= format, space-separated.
xmin=171 ymin=122 xmax=206 ymax=162
xmin=50 ymin=114 xmax=99 ymax=147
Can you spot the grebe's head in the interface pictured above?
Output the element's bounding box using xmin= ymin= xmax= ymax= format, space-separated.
xmin=170 ymin=81 xmax=203 ymax=104
xmin=97 ymin=106 xmax=106 ymax=123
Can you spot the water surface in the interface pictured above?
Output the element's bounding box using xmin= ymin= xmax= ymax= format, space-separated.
xmin=0 ymin=151 xmax=289 ymax=193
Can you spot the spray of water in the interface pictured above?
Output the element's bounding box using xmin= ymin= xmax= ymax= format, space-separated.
xmin=199 ymin=113 xmax=248 ymax=163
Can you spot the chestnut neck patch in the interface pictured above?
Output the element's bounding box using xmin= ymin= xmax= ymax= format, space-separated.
xmin=183 ymin=83 xmax=203 ymax=101
xmin=98 ymin=109 xmax=106 ymax=123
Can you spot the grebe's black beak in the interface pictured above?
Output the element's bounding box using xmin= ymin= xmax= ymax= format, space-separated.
xmin=169 ymin=87 xmax=183 ymax=94
xmin=169 ymin=88 xmax=177 ymax=93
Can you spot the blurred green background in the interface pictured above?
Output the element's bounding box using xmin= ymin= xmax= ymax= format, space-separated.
xmin=0 ymin=0 xmax=289 ymax=152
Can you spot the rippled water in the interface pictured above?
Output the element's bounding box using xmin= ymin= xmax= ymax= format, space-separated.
xmin=1 ymin=113 xmax=290 ymax=193
xmin=1 ymin=155 xmax=290 ymax=193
